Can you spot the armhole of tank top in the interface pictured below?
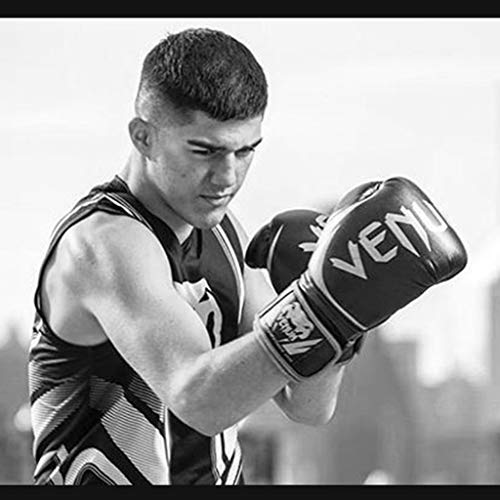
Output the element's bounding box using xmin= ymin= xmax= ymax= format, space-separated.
xmin=32 ymin=214 xmax=117 ymax=352
xmin=33 ymin=225 xmax=101 ymax=351
xmin=33 ymin=192 xmax=156 ymax=351
xmin=33 ymin=191 xmax=105 ymax=327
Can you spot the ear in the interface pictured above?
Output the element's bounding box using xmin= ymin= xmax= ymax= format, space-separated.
xmin=128 ymin=117 xmax=155 ymax=159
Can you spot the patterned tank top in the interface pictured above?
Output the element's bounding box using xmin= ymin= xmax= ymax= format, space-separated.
xmin=29 ymin=176 xmax=246 ymax=484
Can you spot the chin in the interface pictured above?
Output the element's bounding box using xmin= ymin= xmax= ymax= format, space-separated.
xmin=193 ymin=209 xmax=227 ymax=230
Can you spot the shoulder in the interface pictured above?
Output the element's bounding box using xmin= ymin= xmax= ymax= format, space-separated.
xmin=64 ymin=211 xmax=153 ymax=261
xmin=57 ymin=212 xmax=170 ymax=291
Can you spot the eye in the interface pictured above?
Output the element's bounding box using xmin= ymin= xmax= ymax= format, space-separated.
xmin=235 ymin=147 xmax=255 ymax=159
xmin=192 ymin=148 xmax=216 ymax=157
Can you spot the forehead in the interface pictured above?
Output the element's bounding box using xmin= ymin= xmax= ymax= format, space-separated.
xmin=165 ymin=110 xmax=263 ymax=147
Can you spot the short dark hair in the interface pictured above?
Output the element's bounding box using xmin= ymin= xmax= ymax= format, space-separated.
xmin=135 ymin=28 xmax=268 ymax=124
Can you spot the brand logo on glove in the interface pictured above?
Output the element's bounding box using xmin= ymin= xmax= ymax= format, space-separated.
xmin=330 ymin=199 xmax=448 ymax=280
xmin=298 ymin=214 xmax=329 ymax=253
xmin=273 ymin=301 xmax=314 ymax=341
xmin=271 ymin=301 xmax=323 ymax=356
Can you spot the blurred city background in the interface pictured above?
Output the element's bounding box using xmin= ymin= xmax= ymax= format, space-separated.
xmin=3 ymin=17 xmax=500 ymax=484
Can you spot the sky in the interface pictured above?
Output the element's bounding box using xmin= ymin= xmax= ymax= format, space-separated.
xmin=2 ymin=17 xmax=500 ymax=385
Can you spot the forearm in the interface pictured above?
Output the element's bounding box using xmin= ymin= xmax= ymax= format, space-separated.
xmin=170 ymin=330 xmax=291 ymax=436
xmin=273 ymin=361 xmax=346 ymax=426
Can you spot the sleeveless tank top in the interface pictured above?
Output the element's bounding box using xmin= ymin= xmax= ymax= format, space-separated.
xmin=29 ymin=176 xmax=246 ymax=484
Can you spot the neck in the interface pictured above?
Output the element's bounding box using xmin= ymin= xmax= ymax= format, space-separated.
xmin=119 ymin=150 xmax=194 ymax=244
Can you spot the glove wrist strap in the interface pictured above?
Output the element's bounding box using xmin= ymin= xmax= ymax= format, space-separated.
xmin=255 ymin=281 xmax=344 ymax=380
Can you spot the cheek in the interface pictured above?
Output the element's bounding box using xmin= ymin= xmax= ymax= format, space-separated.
xmin=157 ymin=154 xmax=193 ymax=183
xmin=167 ymin=162 xmax=207 ymax=196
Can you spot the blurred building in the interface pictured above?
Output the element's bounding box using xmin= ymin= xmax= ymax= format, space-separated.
xmin=489 ymin=275 xmax=500 ymax=426
xmin=417 ymin=374 xmax=487 ymax=484
xmin=483 ymin=273 xmax=500 ymax=483
xmin=0 ymin=322 xmax=34 ymax=484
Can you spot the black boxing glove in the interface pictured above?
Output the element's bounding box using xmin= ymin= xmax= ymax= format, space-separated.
xmin=253 ymin=177 xmax=467 ymax=380
xmin=246 ymin=209 xmax=364 ymax=363
xmin=245 ymin=209 xmax=329 ymax=293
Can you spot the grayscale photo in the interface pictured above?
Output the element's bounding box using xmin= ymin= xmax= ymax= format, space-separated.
xmin=0 ymin=17 xmax=498 ymax=485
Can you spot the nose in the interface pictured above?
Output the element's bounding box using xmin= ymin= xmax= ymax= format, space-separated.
xmin=210 ymin=154 xmax=238 ymax=188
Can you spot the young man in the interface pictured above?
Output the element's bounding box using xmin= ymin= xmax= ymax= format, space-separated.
xmin=28 ymin=28 xmax=348 ymax=485
xmin=28 ymin=28 xmax=467 ymax=485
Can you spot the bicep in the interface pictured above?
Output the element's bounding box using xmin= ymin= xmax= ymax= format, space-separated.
xmin=80 ymin=218 xmax=212 ymax=404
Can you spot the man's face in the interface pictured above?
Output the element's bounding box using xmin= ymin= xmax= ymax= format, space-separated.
xmin=148 ymin=110 xmax=263 ymax=230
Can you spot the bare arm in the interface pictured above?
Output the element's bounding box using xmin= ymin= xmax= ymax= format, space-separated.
xmin=59 ymin=213 xmax=291 ymax=436
xmin=272 ymin=362 xmax=346 ymax=425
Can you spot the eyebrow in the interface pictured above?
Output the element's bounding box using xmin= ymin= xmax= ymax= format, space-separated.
xmin=187 ymin=138 xmax=264 ymax=151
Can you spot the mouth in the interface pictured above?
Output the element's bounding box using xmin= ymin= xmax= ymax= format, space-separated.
xmin=200 ymin=193 xmax=233 ymax=208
